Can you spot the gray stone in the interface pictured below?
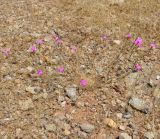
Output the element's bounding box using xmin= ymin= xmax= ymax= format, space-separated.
xmin=144 ymin=132 xmax=154 ymax=139
xmin=129 ymin=97 xmax=149 ymax=114
xmin=80 ymin=123 xmax=95 ymax=133
xmin=119 ymin=133 xmax=132 ymax=139
xmin=65 ymin=85 xmax=77 ymax=101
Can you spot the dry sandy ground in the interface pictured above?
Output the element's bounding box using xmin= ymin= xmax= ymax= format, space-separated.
xmin=0 ymin=0 xmax=160 ymax=139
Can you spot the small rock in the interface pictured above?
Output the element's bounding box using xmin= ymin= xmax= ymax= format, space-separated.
xmin=26 ymin=86 xmax=36 ymax=94
xmin=119 ymin=125 xmax=126 ymax=131
xmin=113 ymin=40 xmax=121 ymax=45
xmin=156 ymin=75 xmax=160 ymax=80
xmin=61 ymin=101 xmax=66 ymax=107
xmin=104 ymin=118 xmax=117 ymax=128
xmin=64 ymin=129 xmax=71 ymax=136
xmin=80 ymin=123 xmax=95 ymax=133
xmin=65 ymin=85 xmax=77 ymax=101
xmin=129 ymin=97 xmax=149 ymax=114
xmin=42 ymin=93 xmax=48 ymax=99
xmin=119 ymin=132 xmax=132 ymax=139
xmin=27 ymin=66 xmax=34 ymax=72
xmin=117 ymin=113 xmax=123 ymax=119
xmin=144 ymin=132 xmax=154 ymax=139
xmin=45 ymin=124 xmax=57 ymax=132
xmin=19 ymin=98 xmax=34 ymax=110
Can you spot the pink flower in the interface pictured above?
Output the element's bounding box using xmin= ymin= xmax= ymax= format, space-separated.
xmin=134 ymin=37 xmax=143 ymax=47
xmin=30 ymin=45 xmax=37 ymax=53
xmin=2 ymin=48 xmax=11 ymax=56
xmin=126 ymin=33 xmax=132 ymax=39
xmin=150 ymin=43 xmax=157 ymax=49
xmin=71 ymin=46 xmax=77 ymax=53
xmin=101 ymin=35 xmax=107 ymax=40
xmin=55 ymin=36 xmax=62 ymax=45
xmin=57 ymin=66 xmax=64 ymax=73
xmin=80 ymin=79 xmax=87 ymax=88
xmin=36 ymin=39 xmax=44 ymax=45
xmin=37 ymin=69 xmax=43 ymax=76
xmin=135 ymin=64 xmax=142 ymax=71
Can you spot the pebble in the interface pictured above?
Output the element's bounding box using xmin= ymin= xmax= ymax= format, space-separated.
xmin=80 ymin=123 xmax=95 ymax=133
xmin=119 ymin=132 xmax=132 ymax=139
xmin=45 ymin=124 xmax=57 ymax=132
xmin=61 ymin=101 xmax=66 ymax=107
xmin=117 ymin=113 xmax=123 ymax=119
xmin=129 ymin=97 xmax=149 ymax=114
xmin=104 ymin=118 xmax=117 ymax=128
xmin=19 ymin=98 xmax=34 ymax=110
xmin=64 ymin=129 xmax=71 ymax=136
xmin=65 ymin=85 xmax=77 ymax=101
xmin=27 ymin=66 xmax=34 ymax=72
xmin=144 ymin=132 xmax=154 ymax=139
xmin=113 ymin=40 xmax=121 ymax=45
xmin=156 ymin=75 xmax=160 ymax=80
xmin=119 ymin=125 xmax=126 ymax=131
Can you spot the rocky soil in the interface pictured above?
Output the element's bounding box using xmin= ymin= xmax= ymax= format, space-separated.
xmin=0 ymin=0 xmax=160 ymax=139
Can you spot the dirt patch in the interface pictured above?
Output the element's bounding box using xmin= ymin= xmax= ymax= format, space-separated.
xmin=0 ymin=0 xmax=160 ymax=138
